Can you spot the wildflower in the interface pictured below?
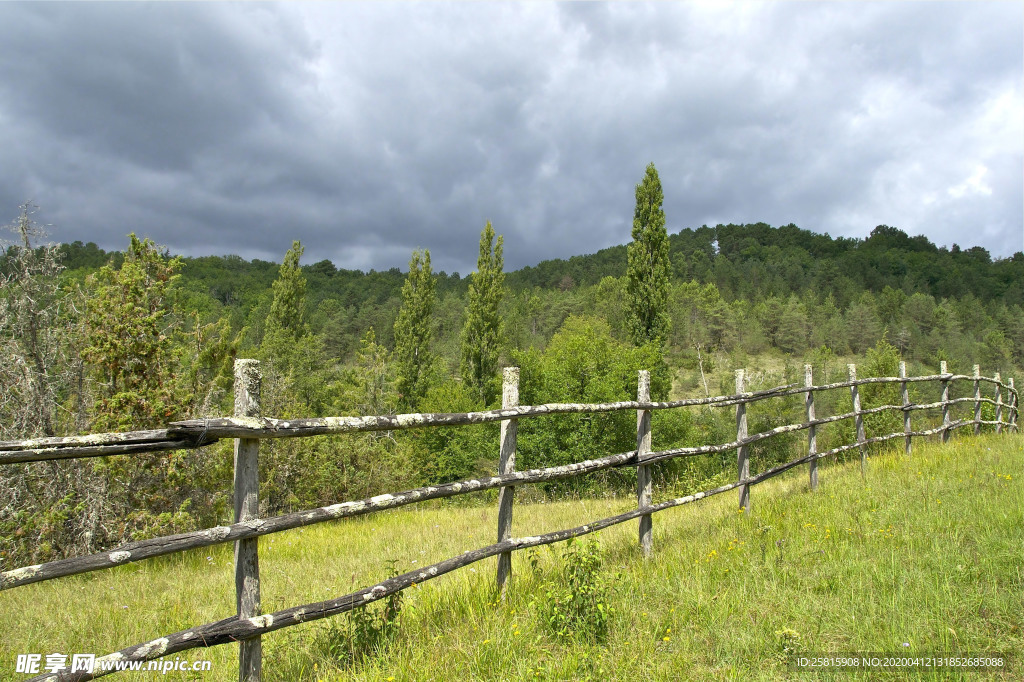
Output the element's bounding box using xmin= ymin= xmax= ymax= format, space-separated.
xmin=662 ymin=636 xmax=670 ymax=642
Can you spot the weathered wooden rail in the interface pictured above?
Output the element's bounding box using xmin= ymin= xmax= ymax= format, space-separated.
xmin=1 ymin=360 xmax=1018 ymax=682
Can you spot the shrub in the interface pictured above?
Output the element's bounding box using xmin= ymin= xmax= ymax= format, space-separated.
xmin=317 ymin=560 xmax=403 ymax=667
xmin=537 ymin=538 xmax=616 ymax=643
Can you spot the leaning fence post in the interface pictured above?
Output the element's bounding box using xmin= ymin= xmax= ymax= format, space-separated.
xmin=973 ymin=365 xmax=982 ymax=436
xmin=805 ymin=364 xmax=818 ymax=491
xmin=496 ymin=366 xmax=519 ymax=595
xmin=736 ymin=369 xmax=750 ymax=511
xmin=994 ymin=372 xmax=1002 ymax=434
xmin=900 ymin=361 xmax=911 ymax=456
xmin=849 ymin=364 xmax=865 ymax=479
xmin=233 ymin=359 xmax=262 ymax=682
xmin=636 ymin=370 xmax=653 ymax=557
xmin=940 ymin=361 xmax=951 ymax=443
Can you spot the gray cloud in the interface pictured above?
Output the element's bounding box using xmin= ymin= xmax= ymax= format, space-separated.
xmin=0 ymin=1 xmax=1020 ymax=275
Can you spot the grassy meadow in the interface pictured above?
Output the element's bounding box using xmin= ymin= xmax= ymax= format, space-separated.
xmin=1 ymin=432 xmax=1021 ymax=681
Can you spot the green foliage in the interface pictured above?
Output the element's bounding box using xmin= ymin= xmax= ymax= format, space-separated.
xmin=268 ymin=240 xmax=307 ymax=339
xmin=81 ymin=233 xmax=184 ymax=431
xmin=413 ymin=377 xmax=495 ymax=485
xmin=775 ymin=295 xmax=809 ymax=354
xmin=318 ymin=560 xmax=404 ymax=667
xmin=860 ymin=337 xmax=903 ymax=450
xmin=394 ymin=249 xmax=436 ymax=411
xmin=514 ymin=315 xmax=668 ymax=493
xmin=460 ymin=221 xmax=505 ymax=404
xmin=537 ymin=538 xmax=615 ymax=643
xmin=341 ymin=327 xmax=396 ymax=417
xmin=626 ymin=163 xmax=671 ymax=346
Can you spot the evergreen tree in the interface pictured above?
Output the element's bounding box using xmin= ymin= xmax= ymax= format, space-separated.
xmin=776 ymin=295 xmax=809 ymax=353
xmin=269 ymin=240 xmax=306 ymax=339
xmin=394 ymin=249 xmax=436 ymax=410
xmin=81 ymin=234 xmax=183 ymax=430
xmin=626 ymin=163 xmax=671 ymax=346
xmin=460 ymin=221 xmax=505 ymax=403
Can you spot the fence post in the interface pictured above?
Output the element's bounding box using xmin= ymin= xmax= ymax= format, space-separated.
xmin=736 ymin=369 xmax=750 ymax=511
xmin=496 ymin=366 xmax=519 ymax=595
xmin=636 ymin=370 xmax=653 ymax=557
xmin=233 ymin=359 xmax=261 ymax=682
xmin=1009 ymin=378 xmax=1018 ymax=432
xmin=849 ymin=364 xmax=865 ymax=479
xmin=900 ymin=361 xmax=911 ymax=456
xmin=940 ymin=361 xmax=950 ymax=443
xmin=973 ymin=365 xmax=982 ymax=436
xmin=994 ymin=372 xmax=1002 ymax=434
xmin=805 ymin=364 xmax=817 ymax=491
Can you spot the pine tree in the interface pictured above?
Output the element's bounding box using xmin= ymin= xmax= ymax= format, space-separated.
xmin=269 ymin=240 xmax=307 ymax=339
xmin=626 ymin=163 xmax=671 ymax=346
xmin=394 ymin=249 xmax=436 ymax=411
xmin=460 ymin=221 xmax=505 ymax=404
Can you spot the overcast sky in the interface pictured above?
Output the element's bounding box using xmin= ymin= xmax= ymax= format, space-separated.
xmin=1 ymin=2 xmax=1021 ymax=275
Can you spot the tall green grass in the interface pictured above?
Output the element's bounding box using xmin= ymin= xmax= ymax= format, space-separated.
xmin=1 ymin=433 xmax=1020 ymax=681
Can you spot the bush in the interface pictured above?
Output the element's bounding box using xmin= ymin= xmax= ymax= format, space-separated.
xmin=317 ymin=560 xmax=403 ymax=667
xmin=536 ymin=538 xmax=616 ymax=643
xmin=514 ymin=315 xmax=669 ymax=494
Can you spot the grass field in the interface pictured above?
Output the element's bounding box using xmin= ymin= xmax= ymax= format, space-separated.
xmin=1 ymin=432 xmax=1021 ymax=681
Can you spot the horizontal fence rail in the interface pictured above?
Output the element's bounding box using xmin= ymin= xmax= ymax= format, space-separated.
xmin=4 ymin=361 xmax=1018 ymax=682
xmin=4 ymin=374 xmax=1016 ymax=465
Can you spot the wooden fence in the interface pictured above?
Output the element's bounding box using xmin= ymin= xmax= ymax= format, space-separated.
xmin=0 ymin=360 xmax=1018 ymax=682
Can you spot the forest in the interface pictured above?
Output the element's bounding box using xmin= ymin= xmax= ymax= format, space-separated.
xmin=2 ymin=174 xmax=1022 ymax=572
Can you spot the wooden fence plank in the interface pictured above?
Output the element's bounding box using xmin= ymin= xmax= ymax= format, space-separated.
xmin=736 ymin=370 xmax=750 ymax=511
xmin=805 ymin=364 xmax=817 ymax=491
xmin=5 ymin=373 xmax=1017 ymax=465
xmin=496 ymin=367 xmax=519 ymax=595
xmin=636 ymin=370 xmax=653 ymax=557
xmin=233 ymin=360 xmax=261 ymax=682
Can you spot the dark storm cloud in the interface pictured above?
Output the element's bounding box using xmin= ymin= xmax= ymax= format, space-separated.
xmin=0 ymin=2 xmax=1020 ymax=274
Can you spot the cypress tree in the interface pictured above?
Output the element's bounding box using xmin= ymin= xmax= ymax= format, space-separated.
xmin=626 ymin=163 xmax=671 ymax=346
xmin=460 ymin=221 xmax=505 ymax=404
xmin=394 ymin=249 xmax=436 ymax=410
xmin=269 ymin=240 xmax=307 ymax=339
